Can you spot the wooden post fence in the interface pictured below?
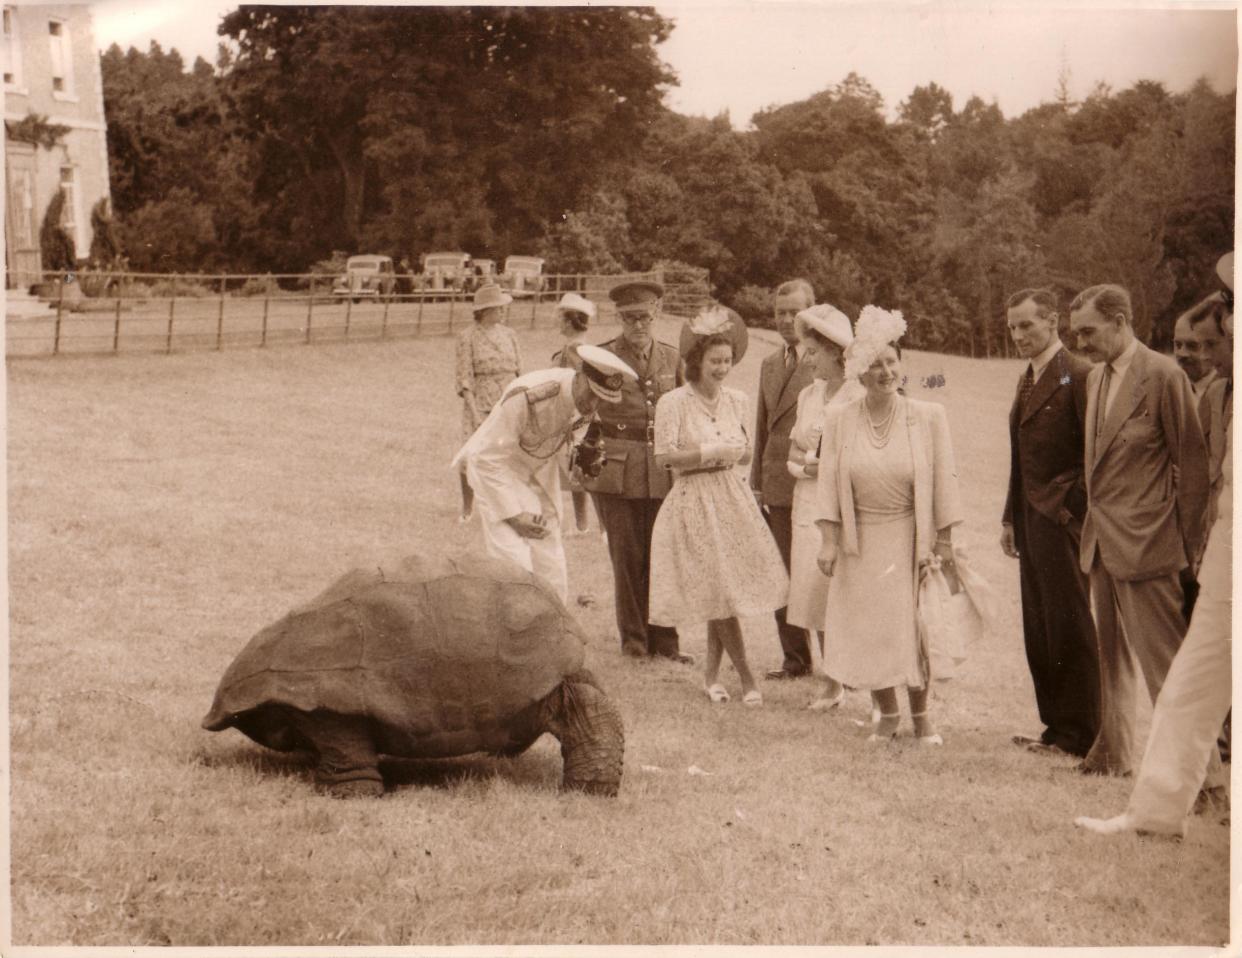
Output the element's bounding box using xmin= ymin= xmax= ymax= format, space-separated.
xmin=52 ymin=279 xmax=64 ymax=356
xmin=166 ymin=275 xmax=177 ymax=354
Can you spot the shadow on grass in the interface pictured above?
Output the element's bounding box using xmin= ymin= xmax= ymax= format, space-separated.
xmin=192 ymin=741 xmax=563 ymax=793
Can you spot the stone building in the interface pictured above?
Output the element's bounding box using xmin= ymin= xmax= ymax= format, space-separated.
xmin=4 ymin=4 xmax=111 ymax=290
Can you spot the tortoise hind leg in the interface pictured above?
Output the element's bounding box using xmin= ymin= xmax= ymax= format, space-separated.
xmin=542 ymin=673 xmax=625 ymax=796
xmin=286 ymin=710 xmax=385 ymax=798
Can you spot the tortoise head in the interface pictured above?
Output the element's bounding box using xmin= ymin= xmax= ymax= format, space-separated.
xmin=544 ymin=670 xmax=624 ymax=797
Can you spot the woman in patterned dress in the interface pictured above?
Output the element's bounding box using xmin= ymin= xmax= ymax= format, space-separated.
xmin=784 ymin=305 xmax=864 ymax=711
xmin=649 ymin=309 xmax=789 ymax=707
xmin=815 ymin=307 xmax=962 ymax=744
xmin=455 ymin=284 xmax=522 ymax=521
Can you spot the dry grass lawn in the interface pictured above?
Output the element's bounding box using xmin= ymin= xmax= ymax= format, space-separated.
xmin=6 ymin=316 xmax=1229 ymax=947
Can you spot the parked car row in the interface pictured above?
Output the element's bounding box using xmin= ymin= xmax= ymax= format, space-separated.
xmin=331 ymin=252 xmax=547 ymax=302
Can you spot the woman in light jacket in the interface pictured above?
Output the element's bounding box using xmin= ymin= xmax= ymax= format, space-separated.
xmin=815 ymin=306 xmax=962 ymax=743
xmin=785 ymin=304 xmax=864 ymax=710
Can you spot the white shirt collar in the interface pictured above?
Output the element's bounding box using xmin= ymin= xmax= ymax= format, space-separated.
xmin=1109 ymin=336 xmax=1140 ymax=377
xmin=1029 ymin=338 xmax=1063 ymax=382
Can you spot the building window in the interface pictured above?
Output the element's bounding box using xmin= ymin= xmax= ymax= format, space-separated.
xmin=3 ymin=6 xmax=23 ymax=88
xmin=59 ymin=166 xmax=80 ymax=252
xmin=48 ymin=18 xmax=73 ymax=96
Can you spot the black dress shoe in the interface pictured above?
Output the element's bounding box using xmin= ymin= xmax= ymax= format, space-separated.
xmin=765 ymin=667 xmax=809 ymax=680
xmin=655 ymin=650 xmax=696 ymax=666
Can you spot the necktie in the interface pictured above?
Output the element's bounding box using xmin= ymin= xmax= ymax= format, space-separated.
xmin=785 ymin=347 xmax=797 ymax=371
xmin=1095 ymin=363 xmax=1113 ymax=438
xmin=1018 ymin=365 xmax=1034 ymax=411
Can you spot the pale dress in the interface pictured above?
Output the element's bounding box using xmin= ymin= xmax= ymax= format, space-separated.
xmin=786 ymin=378 xmax=865 ymax=631
xmin=822 ymin=413 xmax=924 ymax=690
xmin=648 ymin=385 xmax=789 ymax=628
xmin=456 ymin=323 xmax=522 ymax=439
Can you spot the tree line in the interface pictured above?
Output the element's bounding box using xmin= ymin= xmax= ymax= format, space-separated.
xmin=99 ymin=6 xmax=1234 ymax=353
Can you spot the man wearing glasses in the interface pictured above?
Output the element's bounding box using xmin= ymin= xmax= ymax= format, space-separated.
xmin=583 ymin=280 xmax=693 ymax=664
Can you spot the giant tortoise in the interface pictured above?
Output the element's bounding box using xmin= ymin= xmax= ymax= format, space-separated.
xmin=202 ymin=552 xmax=624 ymax=798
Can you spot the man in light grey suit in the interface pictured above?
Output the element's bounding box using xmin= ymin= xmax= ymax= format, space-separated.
xmin=1069 ymin=283 xmax=1210 ymax=777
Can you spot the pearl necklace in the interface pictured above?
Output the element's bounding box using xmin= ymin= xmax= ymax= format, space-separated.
xmin=691 ymin=384 xmax=722 ymax=421
xmin=862 ymin=398 xmax=898 ymax=448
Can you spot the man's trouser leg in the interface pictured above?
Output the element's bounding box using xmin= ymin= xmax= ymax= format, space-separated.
xmin=595 ymin=495 xmax=677 ymax=655
xmin=1017 ymin=506 xmax=1100 ymax=755
xmin=765 ymin=504 xmax=810 ymax=673
xmin=527 ymin=517 xmax=567 ymax=604
xmin=1126 ymin=601 xmax=1231 ymax=835
xmin=1082 ymin=564 xmax=1139 ymax=775
xmin=1128 ymin=513 xmax=1233 ymax=826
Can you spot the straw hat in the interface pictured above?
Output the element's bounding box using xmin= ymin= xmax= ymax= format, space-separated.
xmin=472 ymin=283 xmax=512 ymax=313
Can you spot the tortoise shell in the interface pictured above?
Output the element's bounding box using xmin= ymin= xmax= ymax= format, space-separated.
xmin=201 ymin=553 xmax=586 ymax=758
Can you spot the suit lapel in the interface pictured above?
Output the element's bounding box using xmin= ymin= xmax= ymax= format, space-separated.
xmin=773 ymin=359 xmax=810 ymax=422
xmin=1094 ymin=346 xmax=1147 ymax=463
xmin=1020 ymin=348 xmax=1067 ymax=425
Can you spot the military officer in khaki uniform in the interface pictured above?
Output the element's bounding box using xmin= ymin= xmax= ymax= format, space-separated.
xmin=584 ymin=280 xmax=692 ymax=663
xmin=452 ymin=344 xmax=638 ymax=603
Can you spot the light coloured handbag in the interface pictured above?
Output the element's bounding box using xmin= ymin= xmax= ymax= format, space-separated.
xmin=917 ymin=545 xmax=1000 ymax=681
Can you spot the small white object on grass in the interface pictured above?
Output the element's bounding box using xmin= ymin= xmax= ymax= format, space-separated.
xmin=640 ymin=764 xmax=663 ymax=773
xmin=687 ymin=765 xmax=713 ymax=776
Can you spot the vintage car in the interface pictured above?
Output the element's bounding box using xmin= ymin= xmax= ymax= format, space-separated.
xmin=469 ymin=259 xmax=498 ymax=290
xmin=420 ymin=251 xmax=473 ymax=291
xmin=501 ymin=255 xmax=546 ymax=296
xmin=332 ymin=255 xmax=396 ymax=302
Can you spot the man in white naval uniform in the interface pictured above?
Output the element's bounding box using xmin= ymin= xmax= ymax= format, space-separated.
xmin=452 ymin=343 xmax=638 ymax=601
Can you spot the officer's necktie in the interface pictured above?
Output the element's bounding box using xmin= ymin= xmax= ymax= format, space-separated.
xmin=785 ymin=346 xmax=797 ymax=371
xmin=1018 ymin=364 xmax=1034 ymax=412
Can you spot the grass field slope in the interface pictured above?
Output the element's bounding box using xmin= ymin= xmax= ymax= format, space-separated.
xmin=6 ymin=318 xmax=1228 ymax=947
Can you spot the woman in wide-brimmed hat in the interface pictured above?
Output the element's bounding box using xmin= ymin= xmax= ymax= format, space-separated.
xmin=649 ymin=306 xmax=788 ymax=707
xmin=455 ymin=283 xmax=522 ymax=521
xmin=784 ymin=304 xmax=864 ymax=711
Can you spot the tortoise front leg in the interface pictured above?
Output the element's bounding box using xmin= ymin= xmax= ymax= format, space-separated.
xmin=288 ymin=710 xmax=385 ymax=798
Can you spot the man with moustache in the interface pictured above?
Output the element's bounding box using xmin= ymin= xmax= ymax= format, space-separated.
xmin=1001 ymin=288 xmax=1099 ymax=758
xmin=752 ymin=279 xmax=818 ymax=679
xmin=1069 ymin=283 xmax=1210 ymax=778
xmin=1075 ymin=254 xmax=1233 ymax=837
xmin=1172 ymin=306 xmax=1220 ymax=398
xmin=583 ymin=279 xmax=692 ymax=663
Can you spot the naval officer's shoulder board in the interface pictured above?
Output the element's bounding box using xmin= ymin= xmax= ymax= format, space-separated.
xmin=500 ymin=379 xmax=562 ymax=408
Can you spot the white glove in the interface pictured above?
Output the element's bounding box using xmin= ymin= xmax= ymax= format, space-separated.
xmin=700 ymin=441 xmax=745 ymax=466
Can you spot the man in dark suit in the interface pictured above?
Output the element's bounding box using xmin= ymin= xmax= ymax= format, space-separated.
xmin=1070 ymin=283 xmax=1211 ymax=777
xmin=1001 ymin=288 xmax=1100 ymax=758
xmin=583 ymin=280 xmax=691 ymax=663
xmin=751 ymin=278 xmax=817 ymax=679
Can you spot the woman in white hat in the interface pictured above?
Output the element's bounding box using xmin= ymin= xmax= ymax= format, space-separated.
xmin=649 ymin=307 xmax=789 ymax=707
xmin=785 ymin=305 xmax=864 ymax=711
xmin=815 ymin=306 xmax=962 ymax=745
xmin=455 ymin=283 xmax=522 ymax=521
xmin=550 ymin=292 xmax=597 ymax=370
xmin=551 ymin=292 xmax=600 ymax=533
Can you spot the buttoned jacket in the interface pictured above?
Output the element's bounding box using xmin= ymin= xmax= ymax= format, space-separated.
xmin=580 ymin=336 xmax=684 ymax=499
xmin=751 ymin=344 xmax=815 ymax=507
xmin=1079 ymin=342 xmax=1209 ymax=580
xmin=1002 ymin=346 xmax=1092 ymax=529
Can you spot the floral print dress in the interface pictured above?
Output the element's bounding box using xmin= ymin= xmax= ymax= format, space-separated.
xmin=648 ymin=384 xmax=789 ymax=628
xmin=456 ymin=323 xmax=522 ymax=439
